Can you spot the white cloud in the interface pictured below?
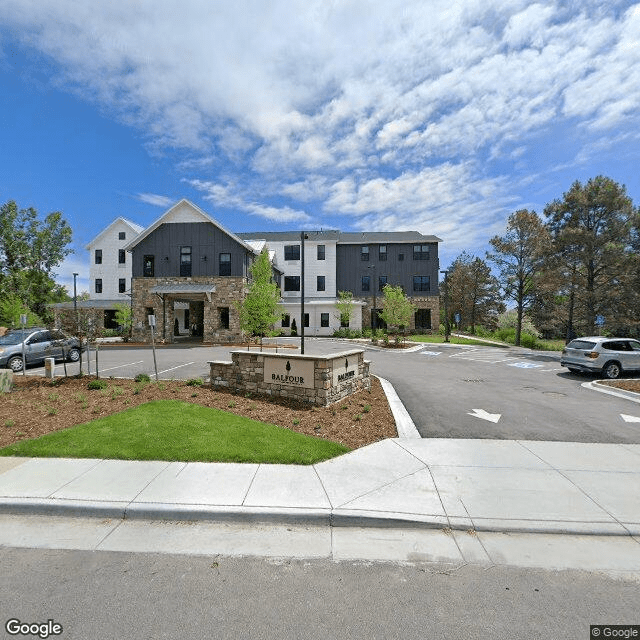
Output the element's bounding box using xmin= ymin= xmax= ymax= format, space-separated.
xmin=188 ymin=179 xmax=311 ymax=223
xmin=135 ymin=193 xmax=174 ymax=207
xmin=1 ymin=0 xmax=639 ymax=254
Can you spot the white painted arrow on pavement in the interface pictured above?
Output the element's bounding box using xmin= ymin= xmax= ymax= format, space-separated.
xmin=467 ymin=408 xmax=502 ymax=423
xmin=621 ymin=414 xmax=640 ymax=423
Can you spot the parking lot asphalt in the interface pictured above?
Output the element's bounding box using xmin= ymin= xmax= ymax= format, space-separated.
xmin=13 ymin=337 xmax=640 ymax=443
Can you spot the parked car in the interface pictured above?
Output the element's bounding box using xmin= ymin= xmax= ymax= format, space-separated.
xmin=0 ymin=328 xmax=84 ymax=372
xmin=561 ymin=336 xmax=640 ymax=379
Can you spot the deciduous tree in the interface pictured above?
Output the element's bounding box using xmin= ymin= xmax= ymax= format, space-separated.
xmin=0 ymin=200 xmax=72 ymax=320
xmin=379 ymin=284 xmax=415 ymax=338
xmin=237 ymin=249 xmax=281 ymax=349
xmin=487 ymin=209 xmax=550 ymax=346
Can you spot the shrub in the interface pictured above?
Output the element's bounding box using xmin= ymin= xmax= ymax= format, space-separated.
xmin=186 ymin=378 xmax=204 ymax=387
xmin=87 ymin=379 xmax=108 ymax=390
xmin=134 ymin=373 xmax=151 ymax=383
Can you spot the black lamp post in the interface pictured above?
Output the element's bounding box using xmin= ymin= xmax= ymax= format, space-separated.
xmin=300 ymin=231 xmax=307 ymax=354
xmin=440 ymin=269 xmax=450 ymax=342
xmin=73 ymin=273 xmax=78 ymax=316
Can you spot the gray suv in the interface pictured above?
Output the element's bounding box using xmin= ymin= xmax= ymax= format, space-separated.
xmin=561 ymin=336 xmax=640 ymax=379
xmin=0 ymin=328 xmax=83 ymax=372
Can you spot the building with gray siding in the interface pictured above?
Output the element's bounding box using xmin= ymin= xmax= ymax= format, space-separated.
xmin=66 ymin=199 xmax=441 ymax=343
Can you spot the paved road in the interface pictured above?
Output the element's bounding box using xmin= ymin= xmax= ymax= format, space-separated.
xmin=1 ymin=546 xmax=637 ymax=640
xmin=364 ymin=344 xmax=640 ymax=443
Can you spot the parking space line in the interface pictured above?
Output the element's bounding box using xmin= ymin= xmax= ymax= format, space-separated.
xmin=158 ymin=362 xmax=196 ymax=375
xmin=97 ymin=361 xmax=145 ymax=373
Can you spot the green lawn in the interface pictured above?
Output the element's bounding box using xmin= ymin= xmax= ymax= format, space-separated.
xmin=0 ymin=400 xmax=350 ymax=464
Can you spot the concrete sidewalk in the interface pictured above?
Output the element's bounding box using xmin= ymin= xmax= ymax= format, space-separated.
xmin=1 ymin=438 xmax=639 ymax=536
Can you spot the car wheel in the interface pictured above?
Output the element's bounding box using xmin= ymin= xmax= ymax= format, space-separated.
xmin=8 ymin=356 xmax=24 ymax=372
xmin=602 ymin=361 xmax=621 ymax=379
xmin=67 ymin=348 xmax=80 ymax=362
xmin=568 ymin=367 xmax=581 ymax=374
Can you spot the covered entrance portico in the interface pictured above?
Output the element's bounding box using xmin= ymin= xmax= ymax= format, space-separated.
xmin=150 ymin=283 xmax=216 ymax=343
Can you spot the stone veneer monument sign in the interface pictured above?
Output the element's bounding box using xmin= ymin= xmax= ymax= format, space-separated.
xmin=209 ymin=349 xmax=369 ymax=407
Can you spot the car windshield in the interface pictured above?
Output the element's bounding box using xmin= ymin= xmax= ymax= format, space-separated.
xmin=0 ymin=332 xmax=29 ymax=345
xmin=567 ymin=340 xmax=597 ymax=350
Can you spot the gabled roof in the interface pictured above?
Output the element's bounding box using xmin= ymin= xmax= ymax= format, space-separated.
xmin=85 ymin=217 xmax=144 ymax=250
xmin=123 ymin=199 xmax=261 ymax=255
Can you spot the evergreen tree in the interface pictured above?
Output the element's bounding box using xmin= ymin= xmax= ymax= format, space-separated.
xmin=545 ymin=176 xmax=635 ymax=337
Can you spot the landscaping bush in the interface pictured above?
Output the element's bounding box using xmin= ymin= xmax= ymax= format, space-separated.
xmin=87 ymin=379 xmax=107 ymax=390
xmin=134 ymin=373 xmax=151 ymax=383
xmin=185 ymin=378 xmax=204 ymax=387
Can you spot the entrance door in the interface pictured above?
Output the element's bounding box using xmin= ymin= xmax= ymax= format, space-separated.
xmin=415 ymin=309 xmax=431 ymax=332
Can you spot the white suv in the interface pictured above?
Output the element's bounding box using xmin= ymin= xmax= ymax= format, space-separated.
xmin=561 ymin=337 xmax=640 ymax=379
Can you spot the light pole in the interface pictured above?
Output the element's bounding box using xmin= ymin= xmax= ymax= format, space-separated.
xmin=300 ymin=231 xmax=307 ymax=354
xmin=440 ymin=270 xmax=450 ymax=342
xmin=73 ymin=273 xmax=78 ymax=317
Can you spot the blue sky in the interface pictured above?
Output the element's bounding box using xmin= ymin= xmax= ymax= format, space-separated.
xmin=1 ymin=0 xmax=639 ymax=295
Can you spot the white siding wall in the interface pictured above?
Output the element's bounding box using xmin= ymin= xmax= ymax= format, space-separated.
xmin=267 ymin=239 xmax=337 ymax=299
xmin=88 ymin=220 xmax=140 ymax=300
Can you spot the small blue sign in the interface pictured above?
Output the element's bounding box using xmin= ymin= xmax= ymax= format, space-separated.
xmin=454 ymin=313 xmax=461 ymax=324
xmin=595 ymin=315 xmax=605 ymax=326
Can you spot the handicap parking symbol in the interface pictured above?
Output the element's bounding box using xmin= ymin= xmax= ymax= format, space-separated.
xmin=507 ymin=361 xmax=543 ymax=369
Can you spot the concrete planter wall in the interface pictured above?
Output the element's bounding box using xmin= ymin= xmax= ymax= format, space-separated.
xmin=209 ymin=349 xmax=370 ymax=406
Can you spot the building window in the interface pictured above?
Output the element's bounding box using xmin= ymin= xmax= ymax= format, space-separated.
xmin=361 ymin=245 xmax=369 ymax=261
xmin=180 ymin=246 xmax=192 ymax=277
xmin=119 ymin=232 xmax=126 ymax=240
xmin=379 ymin=275 xmax=388 ymax=291
xmin=284 ymin=245 xmax=300 ymax=261
xmin=362 ymin=275 xmax=370 ymax=291
xmin=118 ymin=249 xmax=126 ymax=264
xmin=321 ymin=313 xmax=330 ymax=327
xmin=317 ymin=245 xmax=325 ymax=260
xmin=95 ymin=278 xmax=102 ymax=294
xmin=413 ymin=276 xmax=430 ymax=291
xmin=317 ymin=275 xmax=325 ymax=292
xmin=219 ymin=307 xmax=230 ymax=329
xmin=118 ymin=278 xmax=126 ymax=293
xmin=281 ymin=314 xmax=290 ymax=328
xmin=398 ymin=253 xmax=404 ymax=261
xmin=413 ymin=244 xmax=429 ymax=260
xmin=95 ymin=249 xmax=102 ymax=265
xmin=143 ymin=255 xmax=154 ymax=277
xmin=303 ymin=313 xmax=309 ymax=328
xmin=284 ymin=276 xmax=300 ymax=291
xmin=379 ymin=245 xmax=387 ymax=261
xmin=219 ymin=253 xmax=231 ymax=276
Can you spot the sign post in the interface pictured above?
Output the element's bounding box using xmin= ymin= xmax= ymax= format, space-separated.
xmin=20 ymin=314 xmax=27 ymax=375
xmin=149 ymin=315 xmax=159 ymax=381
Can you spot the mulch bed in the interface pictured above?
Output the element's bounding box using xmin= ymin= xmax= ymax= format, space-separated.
xmin=1 ymin=375 xmax=396 ymax=451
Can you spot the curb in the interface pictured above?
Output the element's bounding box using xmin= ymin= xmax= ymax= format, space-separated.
xmin=582 ymin=380 xmax=640 ymax=404
xmin=374 ymin=375 xmax=421 ymax=438
xmin=1 ymin=499 xmax=637 ymax=536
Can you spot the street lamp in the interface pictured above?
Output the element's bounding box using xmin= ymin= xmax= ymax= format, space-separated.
xmin=73 ymin=273 xmax=78 ymax=316
xmin=440 ymin=270 xmax=450 ymax=342
xmin=300 ymin=231 xmax=308 ymax=354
